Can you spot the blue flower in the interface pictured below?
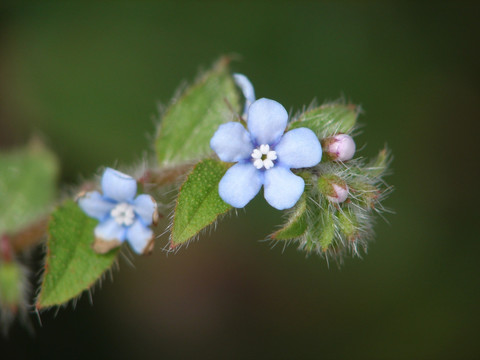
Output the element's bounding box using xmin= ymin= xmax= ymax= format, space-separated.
xmin=233 ymin=73 xmax=256 ymax=117
xmin=77 ymin=168 xmax=158 ymax=254
xmin=210 ymin=97 xmax=322 ymax=210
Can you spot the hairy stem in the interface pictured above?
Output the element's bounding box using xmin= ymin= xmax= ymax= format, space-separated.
xmin=1 ymin=234 xmax=14 ymax=262
xmin=7 ymin=217 xmax=49 ymax=254
xmin=139 ymin=163 xmax=194 ymax=189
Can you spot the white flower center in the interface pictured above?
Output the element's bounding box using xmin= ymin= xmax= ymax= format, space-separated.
xmin=111 ymin=202 xmax=135 ymax=226
xmin=251 ymin=144 xmax=277 ymax=170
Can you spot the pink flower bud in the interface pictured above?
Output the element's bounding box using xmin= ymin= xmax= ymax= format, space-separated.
xmin=318 ymin=175 xmax=349 ymax=203
xmin=327 ymin=183 xmax=349 ymax=203
xmin=323 ymin=134 xmax=356 ymax=161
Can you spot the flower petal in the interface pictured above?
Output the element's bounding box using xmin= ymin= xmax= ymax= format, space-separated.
xmin=264 ymin=167 xmax=305 ymax=210
xmin=133 ymin=194 xmax=158 ymax=226
xmin=101 ymin=168 xmax=137 ymax=202
xmin=92 ymin=237 xmax=122 ymax=254
xmin=233 ymin=73 xmax=256 ymax=115
xmin=219 ymin=163 xmax=263 ymax=208
xmin=94 ymin=217 xmax=126 ymax=242
xmin=210 ymin=122 xmax=254 ymax=162
xmin=77 ymin=191 xmax=115 ymax=221
xmin=126 ymin=220 xmax=154 ymax=254
xmin=247 ymin=98 xmax=288 ymax=146
xmin=275 ymin=128 xmax=322 ymax=168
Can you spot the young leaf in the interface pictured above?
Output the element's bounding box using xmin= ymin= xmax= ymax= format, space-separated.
xmin=271 ymin=194 xmax=308 ymax=240
xmin=0 ymin=142 xmax=58 ymax=235
xmin=171 ymin=159 xmax=231 ymax=247
xmin=37 ymin=200 xmax=119 ymax=308
xmin=289 ymin=103 xmax=359 ymax=136
xmin=156 ymin=57 xmax=241 ymax=166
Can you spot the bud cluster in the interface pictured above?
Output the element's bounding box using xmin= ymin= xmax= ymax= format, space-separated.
xmin=273 ymin=102 xmax=392 ymax=262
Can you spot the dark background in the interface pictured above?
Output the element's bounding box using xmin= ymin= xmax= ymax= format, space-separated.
xmin=1 ymin=1 xmax=479 ymax=359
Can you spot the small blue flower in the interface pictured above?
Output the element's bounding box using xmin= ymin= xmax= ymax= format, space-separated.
xmin=77 ymin=168 xmax=158 ymax=254
xmin=211 ymin=97 xmax=322 ymax=210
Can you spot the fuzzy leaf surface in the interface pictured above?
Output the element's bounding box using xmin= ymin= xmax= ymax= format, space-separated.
xmin=171 ymin=159 xmax=231 ymax=246
xmin=0 ymin=143 xmax=58 ymax=235
xmin=37 ymin=200 xmax=119 ymax=308
xmin=156 ymin=58 xmax=241 ymax=166
xmin=289 ymin=103 xmax=359 ymax=136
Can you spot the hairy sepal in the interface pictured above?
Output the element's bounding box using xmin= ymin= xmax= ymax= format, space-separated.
xmin=288 ymin=102 xmax=359 ymax=137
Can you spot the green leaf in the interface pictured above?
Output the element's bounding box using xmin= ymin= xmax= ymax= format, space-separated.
xmin=271 ymin=194 xmax=308 ymax=240
xmin=37 ymin=200 xmax=119 ymax=308
xmin=0 ymin=141 xmax=58 ymax=235
xmin=156 ymin=57 xmax=241 ymax=166
xmin=289 ymin=103 xmax=359 ymax=136
xmin=171 ymin=159 xmax=231 ymax=247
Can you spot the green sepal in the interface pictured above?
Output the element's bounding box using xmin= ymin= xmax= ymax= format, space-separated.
xmin=365 ymin=147 xmax=391 ymax=178
xmin=271 ymin=193 xmax=308 ymax=240
xmin=0 ymin=141 xmax=58 ymax=235
xmin=318 ymin=211 xmax=336 ymax=251
xmin=349 ymin=180 xmax=379 ymax=209
xmin=156 ymin=57 xmax=241 ymax=166
xmin=288 ymin=103 xmax=359 ymax=136
xmin=338 ymin=208 xmax=359 ymax=241
xmin=299 ymin=196 xmax=336 ymax=253
xmin=170 ymin=159 xmax=231 ymax=247
xmin=317 ymin=174 xmax=346 ymax=198
xmin=37 ymin=200 xmax=119 ymax=308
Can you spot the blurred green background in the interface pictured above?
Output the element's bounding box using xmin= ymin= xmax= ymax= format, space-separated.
xmin=1 ymin=1 xmax=479 ymax=359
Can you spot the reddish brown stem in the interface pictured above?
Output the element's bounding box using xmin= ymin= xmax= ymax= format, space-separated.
xmin=139 ymin=164 xmax=194 ymax=189
xmin=8 ymin=217 xmax=49 ymax=254
xmin=1 ymin=234 xmax=14 ymax=262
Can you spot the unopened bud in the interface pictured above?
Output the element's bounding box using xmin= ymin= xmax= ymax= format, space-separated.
xmin=318 ymin=175 xmax=349 ymax=203
xmin=322 ymin=134 xmax=356 ymax=161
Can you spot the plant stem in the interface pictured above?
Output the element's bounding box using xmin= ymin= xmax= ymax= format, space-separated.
xmin=139 ymin=164 xmax=193 ymax=189
xmin=8 ymin=217 xmax=49 ymax=254
xmin=1 ymin=234 xmax=14 ymax=262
